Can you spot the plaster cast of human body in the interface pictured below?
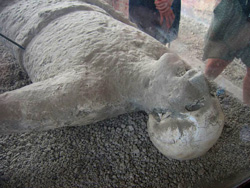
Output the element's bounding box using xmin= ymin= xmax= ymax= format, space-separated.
xmin=0 ymin=0 xmax=224 ymax=160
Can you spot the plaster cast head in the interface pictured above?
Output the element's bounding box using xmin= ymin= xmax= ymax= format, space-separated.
xmin=146 ymin=55 xmax=224 ymax=160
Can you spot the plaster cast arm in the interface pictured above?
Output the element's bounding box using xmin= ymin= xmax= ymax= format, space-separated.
xmin=0 ymin=71 xmax=117 ymax=134
xmin=0 ymin=53 xmax=189 ymax=134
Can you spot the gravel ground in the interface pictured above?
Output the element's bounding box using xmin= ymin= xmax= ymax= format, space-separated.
xmin=1 ymin=14 xmax=250 ymax=187
xmin=0 ymin=42 xmax=31 ymax=94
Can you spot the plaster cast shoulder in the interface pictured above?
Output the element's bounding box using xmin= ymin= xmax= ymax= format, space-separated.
xmin=0 ymin=0 xmax=136 ymax=69
xmin=23 ymin=10 xmax=167 ymax=81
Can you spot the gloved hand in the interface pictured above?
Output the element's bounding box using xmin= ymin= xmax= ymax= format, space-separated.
xmin=154 ymin=0 xmax=175 ymax=29
xmin=205 ymin=58 xmax=250 ymax=106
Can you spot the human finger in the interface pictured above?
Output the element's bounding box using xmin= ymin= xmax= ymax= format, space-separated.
xmin=155 ymin=3 xmax=169 ymax=11
xmin=169 ymin=10 xmax=175 ymax=25
xmin=163 ymin=10 xmax=174 ymax=29
xmin=164 ymin=13 xmax=171 ymax=29
xmin=155 ymin=0 xmax=170 ymax=7
xmin=160 ymin=13 xmax=164 ymax=25
xmin=156 ymin=5 xmax=171 ymax=13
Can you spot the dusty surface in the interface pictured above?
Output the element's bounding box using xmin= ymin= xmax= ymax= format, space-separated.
xmin=0 ymin=14 xmax=250 ymax=188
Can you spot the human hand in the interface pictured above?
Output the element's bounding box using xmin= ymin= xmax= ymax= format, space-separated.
xmin=205 ymin=58 xmax=250 ymax=106
xmin=205 ymin=58 xmax=231 ymax=80
xmin=154 ymin=0 xmax=175 ymax=29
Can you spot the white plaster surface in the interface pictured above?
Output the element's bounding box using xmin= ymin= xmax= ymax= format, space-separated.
xmin=0 ymin=0 xmax=224 ymax=160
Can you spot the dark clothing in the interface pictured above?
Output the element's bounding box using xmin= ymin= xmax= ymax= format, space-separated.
xmin=129 ymin=0 xmax=181 ymax=44
xmin=129 ymin=0 xmax=157 ymax=11
xmin=203 ymin=0 xmax=250 ymax=67
xmin=239 ymin=0 xmax=250 ymax=17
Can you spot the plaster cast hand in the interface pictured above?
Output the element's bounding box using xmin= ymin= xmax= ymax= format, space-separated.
xmin=205 ymin=58 xmax=250 ymax=106
xmin=155 ymin=0 xmax=175 ymax=29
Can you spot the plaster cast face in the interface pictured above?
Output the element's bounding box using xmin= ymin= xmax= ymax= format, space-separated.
xmin=147 ymin=62 xmax=224 ymax=160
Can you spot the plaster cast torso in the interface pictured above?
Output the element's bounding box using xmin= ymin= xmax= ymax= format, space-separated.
xmin=0 ymin=0 xmax=224 ymax=160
